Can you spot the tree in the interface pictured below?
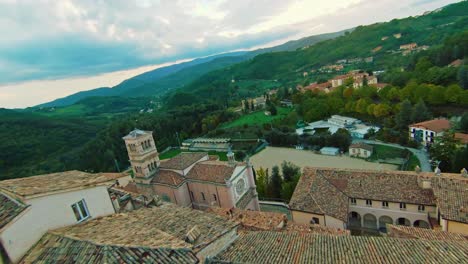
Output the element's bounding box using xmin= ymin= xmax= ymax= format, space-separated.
xmin=395 ymin=100 xmax=412 ymax=130
xmin=452 ymin=146 xmax=468 ymax=173
xmin=458 ymin=65 xmax=468 ymax=89
xmin=373 ymin=103 xmax=391 ymax=118
xmin=255 ymin=167 xmax=268 ymax=198
xmin=444 ymin=84 xmax=463 ymax=103
xmin=430 ymin=131 xmax=459 ymax=172
xmin=268 ymin=104 xmax=278 ymax=115
xmin=281 ymin=161 xmax=301 ymax=182
xmin=411 ymin=99 xmax=431 ymax=123
xmin=268 ymin=166 xmax=282 ymax=199
xmin=461 ymin=112 xmax=468 ymax=133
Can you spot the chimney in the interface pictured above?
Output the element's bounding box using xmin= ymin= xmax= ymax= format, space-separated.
xmin=461 ymin=168 xmax=468 ymax=178
xmin=415 ymin=165 xmax=421 ymax=174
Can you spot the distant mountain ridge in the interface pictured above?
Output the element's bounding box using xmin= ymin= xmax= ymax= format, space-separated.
xmin=36 ymin=30 xmax=349 ymax=108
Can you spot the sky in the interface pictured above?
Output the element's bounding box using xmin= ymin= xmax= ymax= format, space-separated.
xmin=0 ymin=0 xmax=460 ymax=108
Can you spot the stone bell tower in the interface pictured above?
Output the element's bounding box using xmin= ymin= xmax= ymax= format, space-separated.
xmin=123 ymin=129 xmax=160 ymax=184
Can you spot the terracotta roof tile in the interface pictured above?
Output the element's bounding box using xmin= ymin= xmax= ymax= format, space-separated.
xmin=0 ymin=171 xmax=127 ymax=198
xmin=289 ymin=168 xmax=349 ymax=221
xmin=455 ymin=133 xmax=468 ymax=144
xmin=290 ymin=168 xmax=438 ymax=222
xmin=151 ymin=170 xmax=185 ymax=186
xmin=410 ymin=119 xmax=451 ymax=133
xmin=431 ymin=176 xmax=468 ymax=223
xmin=42 ymin=204 xmax=238 ymax=253
xmin=21 ymin=233 xmax=198 ymax=264
xmin=387 ymin=225 xmax=467 ymax=241
xmin=0 ymin=192 xmax=27 ymax=229
xmin=211 ymin=231 xmax=468 ymax=264
xmin=160 ymin=152 xmax=208 ymax=170
xmin=186 ymin=162 xmax=235 ymax=184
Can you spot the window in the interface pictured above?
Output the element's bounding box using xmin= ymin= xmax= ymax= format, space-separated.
xmin=418 ymin=205 xmax=425 ymax=212
xmin=400 ymin=202 xmax=406 ymax=210
xmin=366 ymin=199 xmax=372 ymax=206
xmin=213 ymin=194 xmax=217 ymax=201
xmin=382 ymin=201 xmax=389 ymax=208
xmin=201 ymin=192 xmax=206 ymax=201
xmin=310 ymin=217 xmax=320 ymax=225
xmin=71 ymin=200 xmax=90 ymax=222
xmin=350 ymin=198 xmax=356 ymax=205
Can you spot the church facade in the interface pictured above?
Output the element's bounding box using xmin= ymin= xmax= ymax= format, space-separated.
xmin=123 ymin=129 xmax=260 ymax=211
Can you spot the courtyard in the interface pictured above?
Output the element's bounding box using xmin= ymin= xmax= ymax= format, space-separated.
xmin=250 ymin=146 xmax=398 ymax=172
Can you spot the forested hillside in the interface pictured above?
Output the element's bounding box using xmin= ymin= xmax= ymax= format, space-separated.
xmin=1 ymin=1 xmax=467 ymax=179
xmin=37 ymin=30 xmax=346 ymax=108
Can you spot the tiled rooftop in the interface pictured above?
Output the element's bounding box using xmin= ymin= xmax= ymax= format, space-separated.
xmin=349 ymin=142 xmax=374 ymax=151
xmin=43 ymin=204 xmax=238 ymax=253
xmin=431 ymin=176 xmax=468 ymax=223
xmin=410 ymin=119 xmax=450 ymax=133
xmin=0 ymin=171 xmax=127 ymax=198
xmin=152 ymin=170 xmax=185 ymax=186
xmin=387 ymin=225 xmax=467 ymax=241
xmin=160 ymin=152 xmax=208 ymax=170
xmin=290 ymin=168 xmax=438 ymax=222
xmin=0 ymin=192 xmax=27 ymax=229
xmin=21 ymin=233 xmax=198 ymax=264
xmin=208 ymin=207 xmax=350 ymax=235
xmin=211 ymin=231 xmax=468 ymax=264
xmin=289 ymin=168 xmax=349 ymax=221
xmin=186 ymin=161 xmax=235 ymax=184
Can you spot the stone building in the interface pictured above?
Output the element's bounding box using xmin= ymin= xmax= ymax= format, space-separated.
xmin=21 ymin=204 xmax=239 ymax=263
xmin=122 ymin=129 xmax=260 ymax=211
xmin=289 ymin=167 xmax=468 ymax=235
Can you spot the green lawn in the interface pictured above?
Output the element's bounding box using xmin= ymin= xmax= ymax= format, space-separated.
xmin=369 ymin=145 xmax=408 ymax=161
xmin=221 ymin=107 xmax=292 ymax=129
xmin=159 ymin=148 xmax=228 ymax=161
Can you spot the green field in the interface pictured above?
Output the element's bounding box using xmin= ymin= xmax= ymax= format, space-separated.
xmin=369 ymin=145 xmax=408 ymax=160
xmin=159 ymin=148 xmax=228 ymax=161
xmin=221 ymin=107 xmax=293 ymax=129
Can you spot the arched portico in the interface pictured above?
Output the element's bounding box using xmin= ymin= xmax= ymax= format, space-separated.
xmin=397 ymin=217 xmax=411 ymax=226
xmin=378 ymin=215 xmax=393 ymax=231
xmin=348 ymin=211 xmax=361 ymax=228
xmin=414 ymin=220 xmax=430 ymax=229
xmin=363 ymin=214 xmax=377 ymax=229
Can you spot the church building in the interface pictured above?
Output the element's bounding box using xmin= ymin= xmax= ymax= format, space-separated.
xmin=122 ymin=129 xmax=260 ymax=211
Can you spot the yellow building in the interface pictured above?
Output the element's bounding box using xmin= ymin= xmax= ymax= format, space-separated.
xmin=289 ymin=167 xmax=468 ymax=235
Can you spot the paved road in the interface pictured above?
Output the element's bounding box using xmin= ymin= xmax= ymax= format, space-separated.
xmin=353 ymin=139 xmax=432 ymax=172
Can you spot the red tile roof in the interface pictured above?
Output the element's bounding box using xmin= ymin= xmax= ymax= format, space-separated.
xmin=186 ymin=161 xmax=236 ymax=184
xmin=151 ymin=170 xmax=185 ymax=186
xmin=455 ymin=133 xmax=468 ymax=144
xmin=410 ymin=119 xmax=451 ymax=133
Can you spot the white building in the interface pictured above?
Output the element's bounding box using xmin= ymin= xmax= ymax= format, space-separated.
xmin=349 ymin=143 xmax=374 ymax=158
xmin=409 ymin=119 xmax=450 ymax=146
xmin=320 ymin=147 xmax=340 ymax=156
xmin=296 ymin=115 xmax=379 ymax=138
xmin=0 ymin=171 xmax=129 ymax=263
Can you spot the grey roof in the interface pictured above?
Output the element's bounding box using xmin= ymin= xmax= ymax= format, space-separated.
xmin=21 ymin=233 xmax=199 ymax=264
xmin=0 ymin=192 xmax=27 ymax=229
xmin=122 ymin=129 xmax=151 ymax=139
xmin=211 ymin=231 xmax=468 ymax=264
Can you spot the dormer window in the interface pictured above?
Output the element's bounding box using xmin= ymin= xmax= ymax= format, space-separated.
xmin=71 ymin=199 xmax=90 ymax=222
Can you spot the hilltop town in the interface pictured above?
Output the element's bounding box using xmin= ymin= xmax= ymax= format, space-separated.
xmin=1 ymin=1 xmax=468 ymax=263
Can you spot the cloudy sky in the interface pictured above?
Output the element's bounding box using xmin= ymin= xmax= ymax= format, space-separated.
xmin=0 ymin=0 xmax=459 ymax=108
